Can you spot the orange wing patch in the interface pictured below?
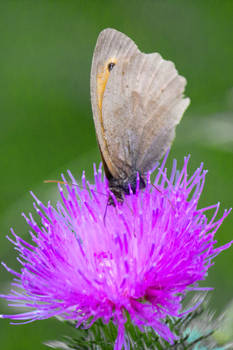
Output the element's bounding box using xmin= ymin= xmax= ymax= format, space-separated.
xmin=97 ymin=58 xmax=117 ymax=112
xmin=96 ymin=57 xmax=117 ymax=177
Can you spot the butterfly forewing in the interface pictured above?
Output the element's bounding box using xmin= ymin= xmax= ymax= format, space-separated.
xmin=90 ymin=28 xmax=139 ymax=179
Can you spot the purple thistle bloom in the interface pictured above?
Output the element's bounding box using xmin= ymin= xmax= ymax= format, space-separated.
xmin=1 ymin=154 xmax=232 ymax=350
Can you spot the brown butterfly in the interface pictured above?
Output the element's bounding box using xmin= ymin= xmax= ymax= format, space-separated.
xmin=90 ymin=28 xmax=190 ymax=204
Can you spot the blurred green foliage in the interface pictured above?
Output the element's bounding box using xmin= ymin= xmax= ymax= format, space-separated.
xmin=0 ymin=1 xmax=232 ymax=349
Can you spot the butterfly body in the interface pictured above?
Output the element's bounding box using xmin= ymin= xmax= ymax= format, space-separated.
xmin=107 ymin=172 xmax=146 ymax=204
xmin=91 ymin=28 xmax=190 ymax=204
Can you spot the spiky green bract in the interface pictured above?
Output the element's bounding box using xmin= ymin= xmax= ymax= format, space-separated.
xmin=45 ymin=297 xmax=230 ymax=350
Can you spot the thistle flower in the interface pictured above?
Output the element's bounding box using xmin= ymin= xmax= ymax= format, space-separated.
xmin=0 ymin=154 xmax=232 ymax=350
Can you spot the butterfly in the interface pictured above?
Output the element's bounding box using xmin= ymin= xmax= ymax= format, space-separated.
xmin=90 ymin=28 xmax=190 ymax=204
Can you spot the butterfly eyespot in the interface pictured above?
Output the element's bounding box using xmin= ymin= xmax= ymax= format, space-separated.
xmin=108 ymin=62 xmax=115 ymax=72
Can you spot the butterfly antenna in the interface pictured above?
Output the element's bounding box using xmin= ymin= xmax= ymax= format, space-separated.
xmin=44 ymin=180 xmax=69 ymax=186
xmin=103 ymin=202 xmax=109 ymax=226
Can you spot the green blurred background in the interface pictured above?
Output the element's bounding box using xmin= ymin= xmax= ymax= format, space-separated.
xmin=0 ymin=1 xmax=232 ymax=349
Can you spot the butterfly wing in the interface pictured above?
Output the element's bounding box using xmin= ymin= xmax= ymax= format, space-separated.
xmin=90 ymin=28 xmax=139 ymax=179
xmin=101 ymin=49 xmax=190 ymax=177
xmin=91 ymin=28 xmax=190 ymax=179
